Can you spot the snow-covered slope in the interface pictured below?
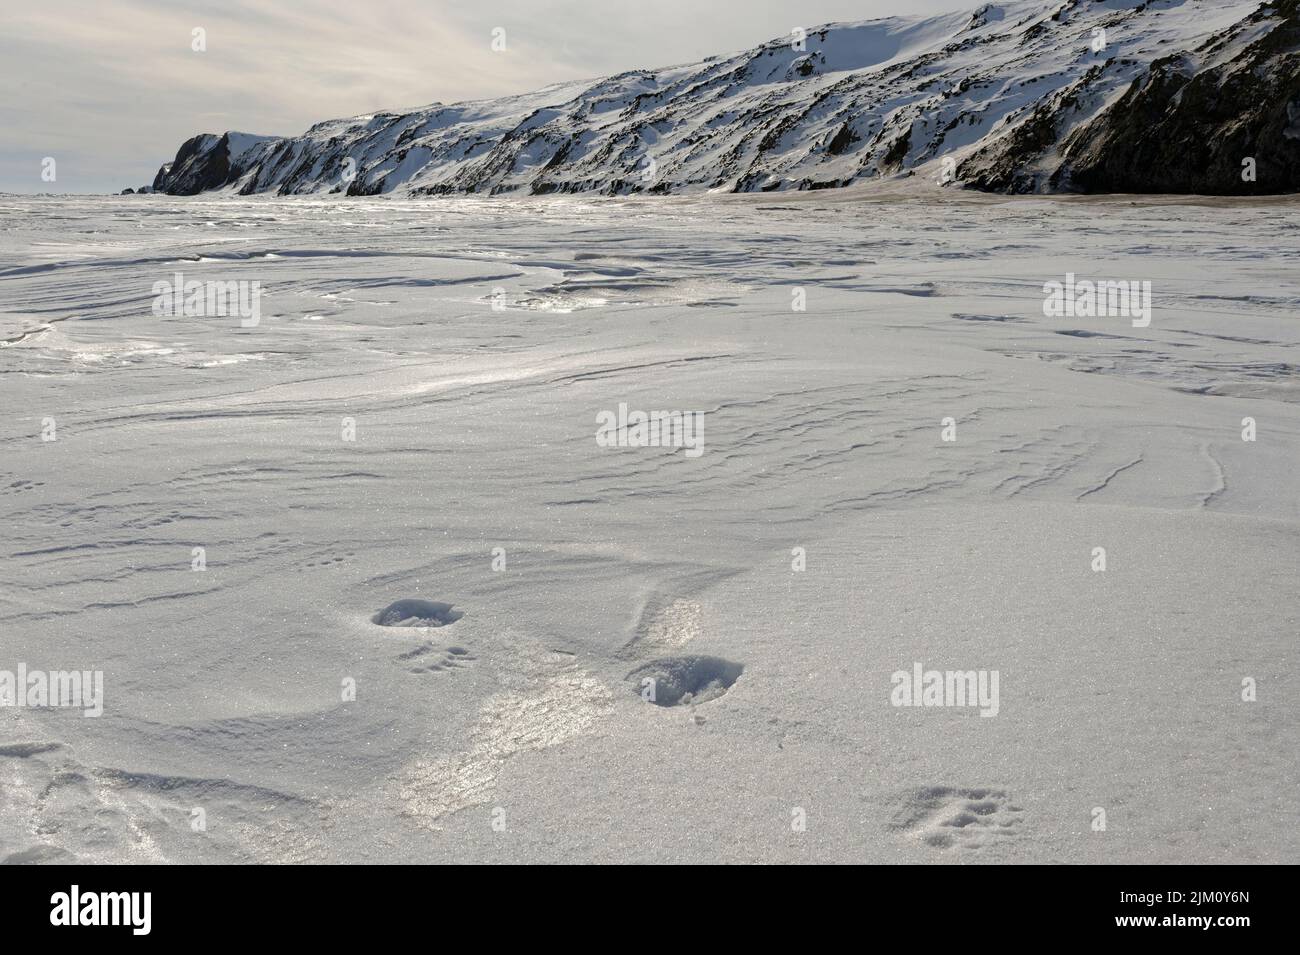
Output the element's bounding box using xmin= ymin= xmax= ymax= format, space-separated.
xmin=150 ymin=0 xmax=1298 ymax=197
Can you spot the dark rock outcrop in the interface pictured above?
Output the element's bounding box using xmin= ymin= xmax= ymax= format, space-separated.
xmin=1054 ymin=1 xmax=1300 ymax=194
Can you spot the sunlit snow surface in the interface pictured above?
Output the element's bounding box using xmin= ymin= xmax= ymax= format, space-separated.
xmin=1 ymin=193 xmax=1297 ymax=863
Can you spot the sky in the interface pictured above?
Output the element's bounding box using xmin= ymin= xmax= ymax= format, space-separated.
xmin=0 ymin=0 xmax=971 ymax=194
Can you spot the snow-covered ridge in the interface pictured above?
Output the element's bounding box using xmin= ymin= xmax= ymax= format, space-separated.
xmin=148 ymin=0 xmax=1299 ymax=197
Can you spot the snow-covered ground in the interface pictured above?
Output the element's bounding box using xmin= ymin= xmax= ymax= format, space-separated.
xmin=1 ymin=191 xmax=1296 ymax=863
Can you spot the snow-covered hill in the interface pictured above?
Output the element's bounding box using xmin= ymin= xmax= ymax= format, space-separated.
xmin=149 ymin=0 xmax=1299 ymax=197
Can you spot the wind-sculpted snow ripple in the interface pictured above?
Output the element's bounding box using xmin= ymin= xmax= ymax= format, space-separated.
xmin=1 ymin=193 xmax=1298 ymax=862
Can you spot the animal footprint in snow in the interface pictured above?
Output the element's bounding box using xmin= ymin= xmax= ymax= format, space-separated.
xmin=890 ymin=786 xmax=1023 ymax=850
xmin=372 ymin=598 xmax=463 ymax=627
xmin=2 ymin=480 xmax=43 ymax=495
xmin=398 ymin=643 xmax=475 ymax=674
xmin=302 ymin=553 xmax=353 ymax=570
xmin=626 ymin=655 xmax=743 ymax=707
